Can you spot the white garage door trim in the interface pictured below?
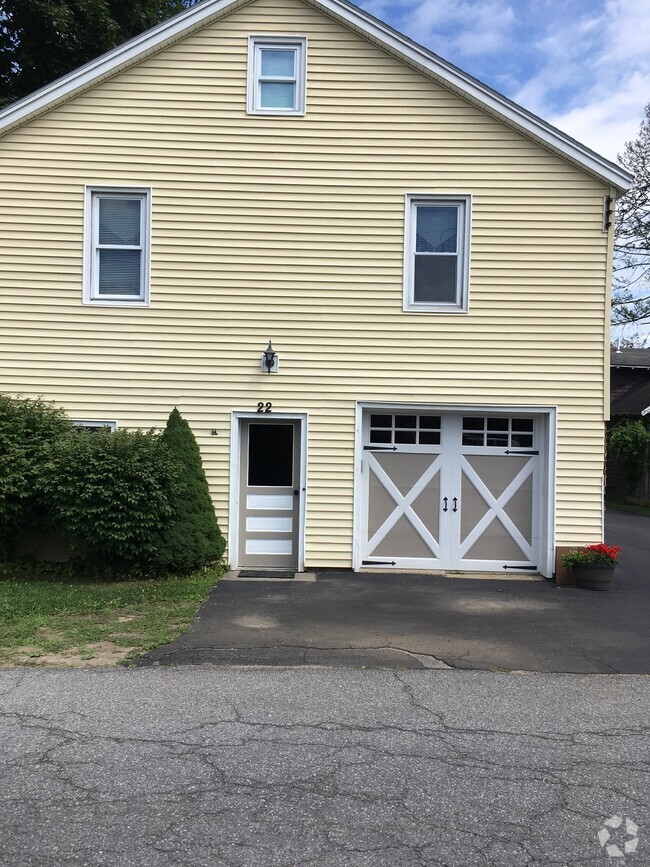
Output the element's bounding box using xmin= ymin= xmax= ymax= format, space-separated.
xmin=353 ymin=402 xmax=556 ymax=578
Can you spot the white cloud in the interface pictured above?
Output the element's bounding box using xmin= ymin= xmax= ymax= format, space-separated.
xmin=549 ymin=71 xmax=650 ymax=161
xmin=402 ymin=0 xmax=517 ymax=56
xmin=513 ymin=0 xmax=650 ymax=159
xmin=357 ymin=0 xmax=648 ymax=160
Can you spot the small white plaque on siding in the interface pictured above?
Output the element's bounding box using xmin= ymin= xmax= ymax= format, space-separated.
xmin=245 ymin=538 xmax=293 ymax=555
xmin=247 ymin=494 xmax=294 ymax=510
xmin=246 ymin=516 xmax=293 ymax=533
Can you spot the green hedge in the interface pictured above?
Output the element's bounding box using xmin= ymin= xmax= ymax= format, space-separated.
xmin=0 ymin=394 xmax=72 ymax=556
xmin=40 ymin=428 xmax=180 ymax=570
xmin=0 ymin=396 xmax=225 ymax=574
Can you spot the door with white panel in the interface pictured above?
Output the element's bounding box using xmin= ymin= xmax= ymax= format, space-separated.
xmin=238 ymin=419 xmax=301 ymax=569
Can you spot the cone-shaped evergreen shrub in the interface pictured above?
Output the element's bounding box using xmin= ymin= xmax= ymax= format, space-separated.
xmin=158 ymin=408 xmax=225 ymax=573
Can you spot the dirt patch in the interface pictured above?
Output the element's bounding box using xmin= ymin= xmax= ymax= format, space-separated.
xmin=4 ymin=641 xmax=135 ymax=668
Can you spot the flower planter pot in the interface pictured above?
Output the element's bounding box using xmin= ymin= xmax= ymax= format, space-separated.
xmin=572 ymin=563 xmax=616 ymax=591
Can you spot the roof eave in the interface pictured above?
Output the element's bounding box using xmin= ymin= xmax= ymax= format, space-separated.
xmin=0 ymin=0 xmax=634 ymax=193
xmin=0 ymin=0 xmax=248 ymax=136
xmin=311 ymin=0 xmax=632 ymax=192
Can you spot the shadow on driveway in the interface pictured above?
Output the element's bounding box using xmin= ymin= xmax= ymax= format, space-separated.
xmin=134 ymin=511 xmax=650 ymax=673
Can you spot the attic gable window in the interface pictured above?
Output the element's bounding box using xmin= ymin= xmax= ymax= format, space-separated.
xmin=247 ymin=36 xmax=307 ymax=116
xmin=404 ymin=194 xmax=471 ymax=313
xmin=84 ymin=187 xmax=151 ymax=306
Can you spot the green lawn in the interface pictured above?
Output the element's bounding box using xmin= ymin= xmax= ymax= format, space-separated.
xmin=0 ymin=564 xmax=222 ymax=667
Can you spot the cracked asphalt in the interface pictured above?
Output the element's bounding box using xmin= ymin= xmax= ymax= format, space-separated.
xmin=134 ymin=511 xmax=650 ymax=673
xmin=1 ymin=668 xmax=648 ymax=867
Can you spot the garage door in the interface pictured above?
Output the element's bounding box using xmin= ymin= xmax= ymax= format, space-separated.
xmin=360 ymin=411 xmax=542 ymax=572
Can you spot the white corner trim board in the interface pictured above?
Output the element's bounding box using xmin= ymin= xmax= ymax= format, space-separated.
xmin=0 ymin=0 xmax=632 ymax=192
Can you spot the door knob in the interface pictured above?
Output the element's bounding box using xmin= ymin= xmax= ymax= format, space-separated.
xmin=294 ymin=489 xmax=299 ymax=495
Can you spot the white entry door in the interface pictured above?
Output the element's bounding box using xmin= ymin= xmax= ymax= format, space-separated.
xmin=238 ymin=419 xmax=301 ymax=570
xmin=360 ymin=410 xmax=543 ymax=573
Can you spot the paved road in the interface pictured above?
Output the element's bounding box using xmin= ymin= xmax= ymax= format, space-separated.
xmin=1 ymin=668 xmax=648 ymax=867
xmin=136 ymin=511 xmax=650 ymax=673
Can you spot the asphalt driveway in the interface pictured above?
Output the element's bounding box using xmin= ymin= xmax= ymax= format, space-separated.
xmin=135 ymin=510 xmax=650 ymax=673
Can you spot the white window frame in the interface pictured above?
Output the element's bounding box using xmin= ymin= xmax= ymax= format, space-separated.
xmin=403 ymin=193 xmax=472 ymax=314
xmin=72 ymin=419 xmax=118 ymax=432
xmin=247 ymin=36 xmax=307 ymax=116
xmin=83 ymin=186 xmax=152 ymax=306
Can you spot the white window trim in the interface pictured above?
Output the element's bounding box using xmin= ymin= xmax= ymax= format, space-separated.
xmin=72 ymin=419 xmax=118 ymax=431
xmin=403 ymin=193 xmax=472 ymax=314
xmin=83 ymin=185 xmax=152 ymax=307
xmin=247 ymin=35 xmax=307 ymax=116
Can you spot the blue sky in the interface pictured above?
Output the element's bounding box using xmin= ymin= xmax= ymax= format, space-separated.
xmin=357 ymin=0 xmax=650 ymax=162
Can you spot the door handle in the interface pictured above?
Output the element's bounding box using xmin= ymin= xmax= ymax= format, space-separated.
xmin=294 ymin=489 xmax=299 ymax=496
xmin=453 ymin=497 xmax=458 ymax=513
xmin=443 ymin=497 xmax=448 ymax=512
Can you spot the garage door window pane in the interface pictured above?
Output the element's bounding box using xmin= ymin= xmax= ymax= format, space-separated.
xmin=395 ymin=430 xmax=417 ymax=444
xmin=486 ymin=434 xmax=508 ymax=447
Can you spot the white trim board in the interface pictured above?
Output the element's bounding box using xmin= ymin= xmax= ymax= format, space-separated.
xmin=83 ymin=185 xmax=152 ymax=307
xmin=228 ymin=410 xmax=308 ymax=571
xmin=0 ymin=0 xmax=632 ymax=192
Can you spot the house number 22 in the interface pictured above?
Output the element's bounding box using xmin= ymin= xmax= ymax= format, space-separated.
xmin=256 ymin=402 xmax=272 ymax=413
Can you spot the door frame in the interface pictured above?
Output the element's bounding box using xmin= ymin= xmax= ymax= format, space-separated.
xmin=229 ymin=411 xmax=308 ymax=571
xmin=353 ymin=401 xmax=557 ymax=578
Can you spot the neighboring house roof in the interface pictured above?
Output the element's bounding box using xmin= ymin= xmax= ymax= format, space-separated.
xmin=0 ymin=0 xmax=633 ymax=193
xmin=611 ymin=350 xmax=650 ymax=414
xmin=611 ymin=348 xmax=650 ymax=369
xmin=611 ymin=377 xmax=650 ymax=415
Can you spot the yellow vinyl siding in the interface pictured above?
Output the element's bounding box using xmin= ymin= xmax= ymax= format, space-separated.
xmin=0 ymin=0 xmax=611 ymax=564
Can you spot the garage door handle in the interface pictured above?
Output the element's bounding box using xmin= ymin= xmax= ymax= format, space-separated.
xmin=443 ymin=497 xmax=448 ymax=512
xmin=452 ymin=497 xmax=458 ymax=512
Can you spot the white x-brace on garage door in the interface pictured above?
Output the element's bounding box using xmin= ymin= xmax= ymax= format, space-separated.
xmin=359 ymin=410 xmax=545 ymax=573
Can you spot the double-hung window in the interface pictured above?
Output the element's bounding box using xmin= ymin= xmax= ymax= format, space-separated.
xmin=247 ymin=37 xmax=307 ymax=115
xmin=404 ymin=194 xmax=471 ymax=313
xmin=72 ymin=419 xmax=117 ymax=433
xmin=84 ymin=187 xmax=151 ymax=305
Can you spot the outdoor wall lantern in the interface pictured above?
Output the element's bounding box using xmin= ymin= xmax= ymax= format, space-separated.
xmin=261 ymin=340 xmax=279 ymax=374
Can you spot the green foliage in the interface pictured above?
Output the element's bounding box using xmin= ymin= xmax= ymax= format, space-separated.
xmin=0 ymin=562 xmax=223 ymax=665
xmin=608 ymin=417 xmax=650 ymax=483
xmin=0 ymin=394 xmax=72 ymax=556
xmin=158 ymin=408 xmax=225 ymax=574
xmin=561 ymin=544 xmax=621 ymax=567
xmin=40 ymin=428 xmax=180 ymax=570
xmin=0 ymin=0 xmax=200 ymax=107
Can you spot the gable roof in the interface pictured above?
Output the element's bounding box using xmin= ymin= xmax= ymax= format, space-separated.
xmin=611 ymin=348 xmax=650 ymax=368
xmin=0 ymin=0 xmax=633 ymax=193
